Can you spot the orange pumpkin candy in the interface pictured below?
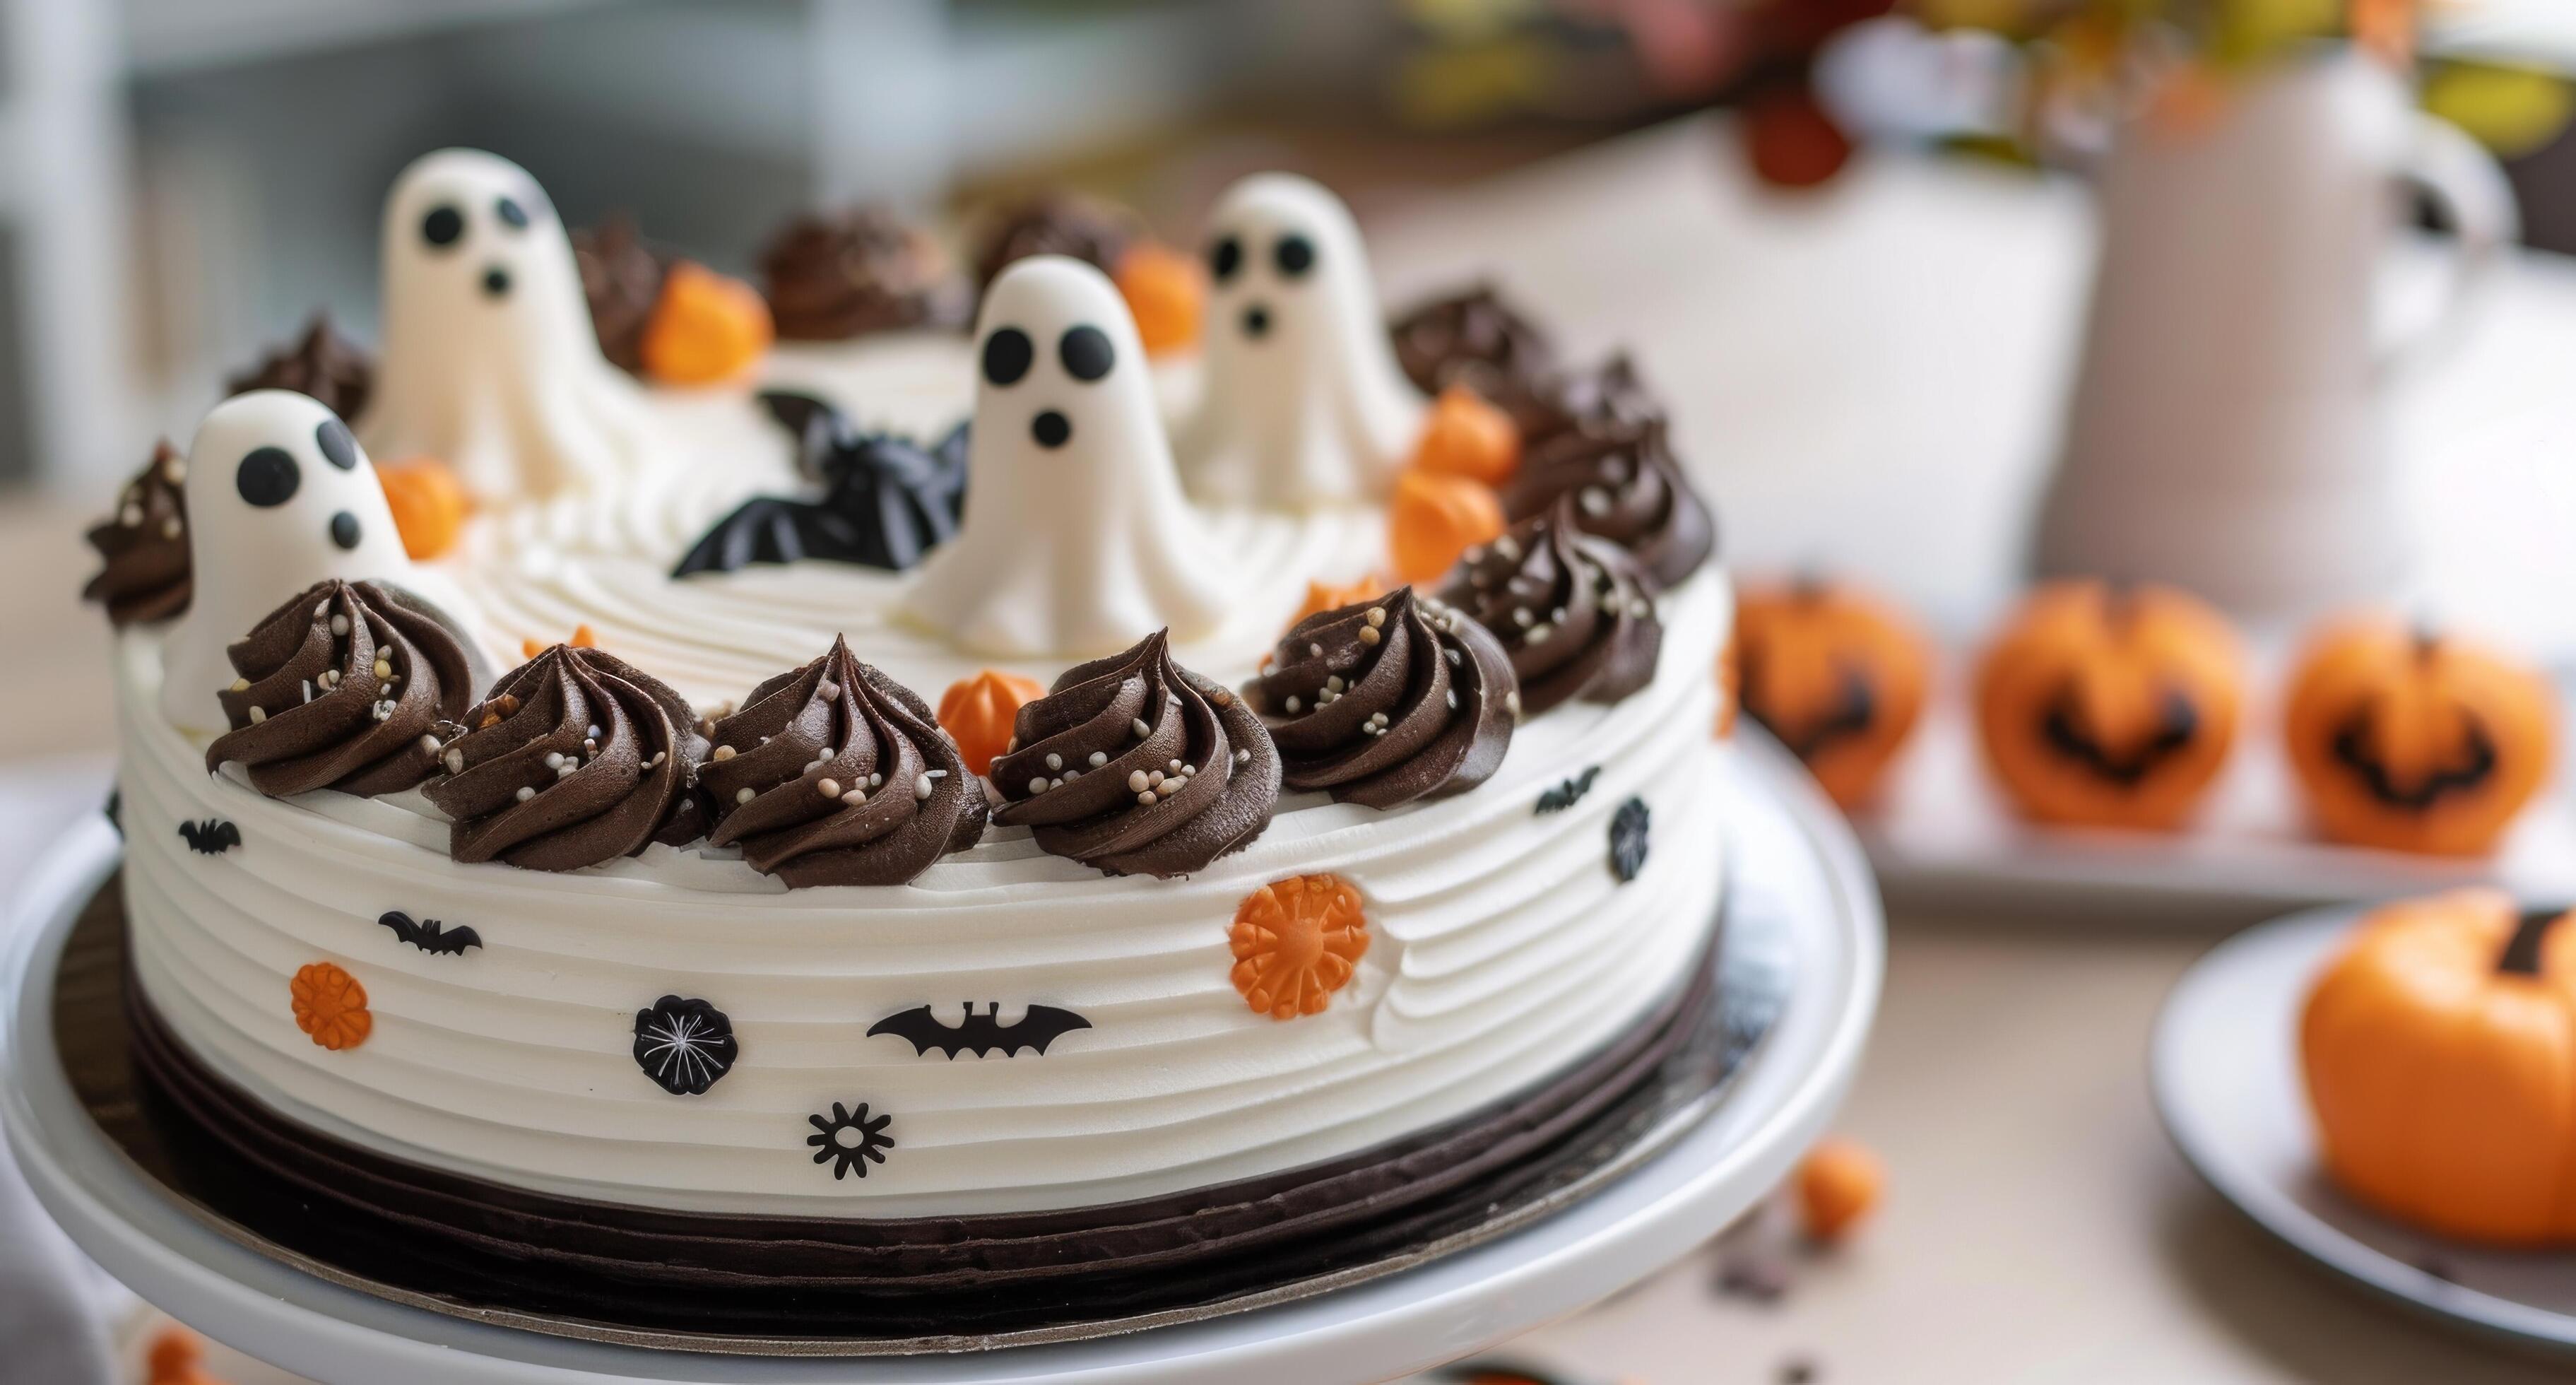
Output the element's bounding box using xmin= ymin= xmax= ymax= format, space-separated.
xmin=376 ymin=458 xmax=469 ymax=561
xmin=2283 ymin=619 xmax=2555 ymax=856
xmin=641 ymin=261 xmax=774 ymax=386
xmin=1114 ymin=240 xmax=1206 ymax=357
xmin=1408 ymin=385 xmax=1521 ymax=488
xmin=1388 ymin=470 xmax=1505 ymax=586
xmin=1973 ymin=580 xmax=2245 ymax=831
xmin=2303 ymin=889 xmax=2576 ymax=1245
xmin=938 ymin=668 xmax=1046 ymax=777
xmin=1734 ymin=577 xmax=1933 ymax=809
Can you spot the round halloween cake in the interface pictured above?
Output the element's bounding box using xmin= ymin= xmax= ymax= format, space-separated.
xmin=85 ymin=149 xmax=1730 ymax=1320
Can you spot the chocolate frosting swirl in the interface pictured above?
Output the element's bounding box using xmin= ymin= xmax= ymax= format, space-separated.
xmin=1504 ymin=353 xmax=1662 ymax=447
xmin=1503 ymin=418 xmax=1715 ymax=591
xmin=1389 ymin=283 xmax=1556 ymax=402
xmin=425 ymin=646 xmax=711 ymax=873
xmin=1246 ymin=587 xmax=1517 ymax=809
xmin=205 ymin=580 xmax=475 ymax=798
xmin=971 ymin=192 xmax=1137 ymax=293
xmin=574 ymin=214 xmax=668 ymax=375
xmin=83 ymin=442 xmax=191 ymax=627
xmin=759 ymin=208 xmax=971 ymax=341
xmin=697 ymin=637 xmax=986 ymax=887
xmin=225 ymin=314 xmax=374 ymax=421
xmin=1438 ymin=501 xmax=1662 ymax=717
xmin=991 ymin=632 xmax=1280 ymax=878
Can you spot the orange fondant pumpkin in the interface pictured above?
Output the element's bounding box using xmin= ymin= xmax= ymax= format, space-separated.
xmin=1973 ymin=580 xmax=2244 ymax=831
xmin=1735 ymin=577 xmax=1933 ymax=809
xmin=2282 ymin=618 xmax=2555 ymax=856
xmin=641 ymin=260 xmax=774 ymax=386
xmin=290 ymin=962 xmax=371 ymax=1051
xmin=1409 ymin=385 xmax=1521 ymax=487
xmin=1291 ymin=574 xmax=1393 ymax=630
xmin=1388 ymin=469 xmax=1505 ymax=586
xmin=376 ymin=458 xmax=468 ymax=561
xmin=2303 ymin=889 xmax=2576 ymax=1245
xmin=1230 ymin=873 xmax=1369 ymax=1020
xmin=1115 ymin=240 xmax=1206 ymax=356
xmin=938 ymin=668 xmax=1047 ymax=777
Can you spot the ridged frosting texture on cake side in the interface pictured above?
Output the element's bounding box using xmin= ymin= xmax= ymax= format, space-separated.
xmin=115 ymin=568 xmax=1729 ymax=1220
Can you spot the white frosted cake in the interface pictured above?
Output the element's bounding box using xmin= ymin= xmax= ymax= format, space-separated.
xmin=85 ymin=149 xmax=1730 ymax=1326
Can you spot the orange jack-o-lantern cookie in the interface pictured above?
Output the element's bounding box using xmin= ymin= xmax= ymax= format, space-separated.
xmin=1230 ymin=873 xmax=1369 ymax=1020
xmin=1735 ymin=577 xmax=1933 ymax=808
xmin=2283 ymin=618 xmax=2555 ymax=856
xmin=1973 ymin=580 xmax=2244 ymax=831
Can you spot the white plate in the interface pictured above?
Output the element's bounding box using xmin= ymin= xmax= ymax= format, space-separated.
xmin=2151 ymin=904 xmax=2576 ymax=1352
xmin=0 ymin=739 xmax=1881 ymax=1385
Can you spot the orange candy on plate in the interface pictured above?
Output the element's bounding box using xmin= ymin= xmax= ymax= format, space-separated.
xmin=642 ymin=261 xmax=774 ymax=386
xmin=1116 ymin=240 xmax=1206 ymax=356
xmin=375 ymin=457 xmax=469 ymax=561
xmin=1388 ymin=469 xmax=1506 ymax=586
xmin=1408 ymin=385 xmax=1521 ymax=487
xmin=938 ymin=668 xmax=1048 ymax=777
xmin=1795 ymin=1136 xmax=1884 ymax=1242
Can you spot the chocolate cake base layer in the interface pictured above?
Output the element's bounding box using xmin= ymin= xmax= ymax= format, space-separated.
xmin=90 ymin=877 xmax=1723 ymax=1339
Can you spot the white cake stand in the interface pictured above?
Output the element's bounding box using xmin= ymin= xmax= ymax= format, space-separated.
xmin=0 ymin=739 xmax=1881 ymax=1385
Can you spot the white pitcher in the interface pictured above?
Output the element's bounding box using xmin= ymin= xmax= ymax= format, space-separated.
xmin=2031 ymin=47 xmax=2517 ymax=625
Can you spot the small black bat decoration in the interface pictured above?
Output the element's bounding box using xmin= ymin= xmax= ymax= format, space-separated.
xmin=1609 ymin=796 xmax=1650 ymax=883
xmin=2038 ymin=684 xmax=2199 ymax=786
xmin=177 ymin=818 xmax=240 ymax=855
xmin=1535 ymin=765 xmax=1601 ymax=815
xmin=868 ymin=1002 xmax=1092 ymax=1059
xmin=671 ymin=391 xmax=967 ymax=577
xmin=2330 ymin=706 xmax=2498 ymax=811
xmin=376 ymin=910 xmax=483 ymax=956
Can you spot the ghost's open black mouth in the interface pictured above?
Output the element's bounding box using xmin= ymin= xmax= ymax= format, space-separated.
xmin=482 ymin=266 xmax=512 ymax=299
xmin=2329 ymin=705 xmax=2498 ymax=810
xmin=1031 ymin=411 xmax=1072 ymax=449
xmin=1241 ymin=304 xmax=1271 ymax=339
xmin=2037 ymin=684 xmax=2198 ymax=786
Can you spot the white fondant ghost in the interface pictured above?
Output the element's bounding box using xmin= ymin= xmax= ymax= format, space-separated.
xmin=902 ymin=257 xmax=1226 ymax=658
xmin=159 ymin=391 xmax=479 ymax=734
xmin=358 ymin=148 xmax=656 ymax=502
xmin=1177 ymin=173 xmax=1424 ymax=509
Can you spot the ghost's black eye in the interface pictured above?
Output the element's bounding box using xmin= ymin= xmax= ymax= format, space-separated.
xmin=421 ymin=205 xmax=464 ymax=249
xmin=1275 ymin=234 xmax=1316 ymax=278
xmin=495 ymin=196 xmax=528 ymax=230
xmin=1210 ymin=235 xmax=1243 ymax=283
xmin=1060 ymin=325 xmax=1115 ymax=382
xmin=981 ymin=327 xmax=1034 ymax=386
xmin=236 ymin=447 xmax=301 ymax=508
xmin=316 ymin=418 xmax=359 ymax=471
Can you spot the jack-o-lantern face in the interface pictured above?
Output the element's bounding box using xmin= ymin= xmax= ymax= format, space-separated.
xmin=1735 ymin=577 xmax=1932 ymax=809
xmin=2303 ymin=889 xmax=2576 ymax=1246
xmin=2283 ymin=619 xmax=2555 ymax=856
xmin=1973 ymin=580 xmax=2243 ymax=830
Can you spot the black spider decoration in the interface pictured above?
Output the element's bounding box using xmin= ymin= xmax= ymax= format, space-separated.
xmin=633 ymin=996 xmax=740 ymax=1096
xmin=177 ymin=818 xmax=241 ymax=855
xmin=671 ymin=391 xmax=967 ymax=577
xmin=1609 ymin=796 xmax=1650 ymax=883
xmin=808 ymin=1100 xmax=895 ymax=1179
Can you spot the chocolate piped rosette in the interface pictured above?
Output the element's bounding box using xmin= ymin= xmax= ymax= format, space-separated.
xmin=760 ymin=207 xmax=971 ymax=341
xmin=224 ymin=313 xmax=374 ymax=420
xmin=1244 ymin=587 xmax=1517 ymax=808
xmin=424 ymin=644 xmax=710 ymax=872
xmin=697 ymin=636 xmax=986 ymax=887
xmin=1389 ymin=283 xmax=1556 ymax=401
xmin=1504 ymin=418 xmax=1715 ymax=592
xmin=991 ymin=630 xmax=1280 ymax=878
xmin=83 ymin=442 xmax=192 ymax=627
xmin=1440 ymin=500 xmax=1663 ymax=717
xmin=203 ymin=579 xmax=475 ymax=797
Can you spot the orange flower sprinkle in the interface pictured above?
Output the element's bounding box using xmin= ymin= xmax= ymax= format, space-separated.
xmin=1230 ymin=873 xmax=1370 ymax=1020
xmin=290 ymin=962 xmax=372 ymax=1051
xmin=938 ymin=668 xmax=1048 ymax=777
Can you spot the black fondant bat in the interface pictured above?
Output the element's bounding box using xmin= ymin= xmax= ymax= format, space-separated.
xmin=868 ymin=1003 xmax=1091 ymax=1059
xmin=377 ymin=910 xmax=483 ymax=956
xmin=2329 ymin=707 xmax=2499 ymax=811
xmin=2038 ymin=685 xmax=2199 ymax=786
xmin=177 ymin=818 xmax=240 ymax=855
xmin=671 ymin=392 xmax=967 ymax=577
xmin=1535 ymin=766 xmax=1601 ymax=815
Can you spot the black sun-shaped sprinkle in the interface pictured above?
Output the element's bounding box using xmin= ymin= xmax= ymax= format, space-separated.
xmin=1609 ymin=796 xmax=1650 ymax=883
xmin=807 ymin=1101 xmax=895 ymax=1179
xmin=632 ymin=996 xmax=740 ymax=1096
